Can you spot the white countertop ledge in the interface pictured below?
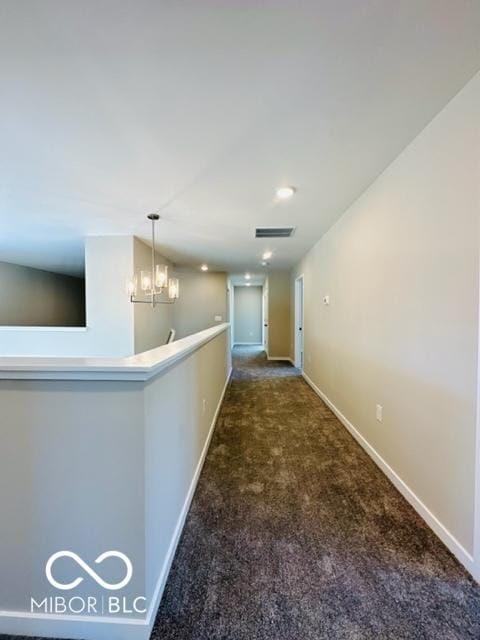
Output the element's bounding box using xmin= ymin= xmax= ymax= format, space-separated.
xmin=0 ymin=323 xmax=230 ymax=381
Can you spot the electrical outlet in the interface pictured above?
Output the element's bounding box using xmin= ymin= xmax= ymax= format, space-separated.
xmin=202 ymin=398 xmax=207 ymax=414
xmin=214 ymin=315 xmax=222 ymax=322
xmin=323 ymin=295 xmax=330 ymax=305
xmin=376 ymin=404 xmax=383 ymax=422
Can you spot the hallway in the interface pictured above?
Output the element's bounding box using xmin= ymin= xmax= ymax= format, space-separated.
xmin=152 ymin=347 xmax=480 ymax=640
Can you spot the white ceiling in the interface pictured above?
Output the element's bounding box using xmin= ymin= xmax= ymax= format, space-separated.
xmin=230 ymin=273 xmax=265 ymax=287
xmin=1 ymin=1 xmax=479 ymax=276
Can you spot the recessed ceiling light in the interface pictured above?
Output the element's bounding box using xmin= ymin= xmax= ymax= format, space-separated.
xmin=276 ymin=186 xmax=296 ymax=200
xmin=246 ymin=283 xmax=251 ymax=287
xmin=245 ymin=273 xmax=251 ymax=280
xmin=201 ymin=264 xmax=208 ymax=271
xmin=262 ymin=251 xmax=272 ymax=260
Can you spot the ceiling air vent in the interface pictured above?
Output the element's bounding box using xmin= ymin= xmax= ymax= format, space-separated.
xmin=255 ymin=227 xmax=295 ymax=238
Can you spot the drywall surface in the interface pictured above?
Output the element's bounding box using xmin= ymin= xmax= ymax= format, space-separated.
xmin=0 ymin=261 xmax=85 ymax=327
xmin=266 ymin=271 xmax=291 ymax=358
xmin=0 ymin=236 xmax=135 ymax=357
xmin=172 ymin=270 xmax=227 ymax=339
xmin=133 ymin=237 xmax=174 ymax=353
xmin=144 ymin=329 xmax=229 ymax=604
xmin=0 ymin=326 xmax=230 ymax=640
xmin=294 ymin=72 xmax=480 ymax=555
xmin=234 ymin=285 xmax=262 ymax=344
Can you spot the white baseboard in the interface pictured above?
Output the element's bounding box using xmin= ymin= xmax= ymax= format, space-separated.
xmin=302 ymin=371 xmax=479 ymax=582
xmin=0 ymin=610 xmax=146 ymax=640
xmin=144 ymin=366 xmax=233 ymax=632
xmin=0 ymin=367 xmax=234 ymax=640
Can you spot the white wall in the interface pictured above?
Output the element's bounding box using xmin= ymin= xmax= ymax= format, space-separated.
xmin=0 ymin=237 xmax=228 ymax=357
xmin=293 ymin=72 xmax=480 ymax=569
xmin=0 ymin=236 xmax=135 ymax=357
xmin=234 ymin=285 xmax=262 ymax=344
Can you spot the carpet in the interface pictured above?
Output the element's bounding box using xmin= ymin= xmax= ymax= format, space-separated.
xmin=151 ymin=346 xmax=480 ymax=639
xmin=2 ymin=347 xmax=479 ymax=640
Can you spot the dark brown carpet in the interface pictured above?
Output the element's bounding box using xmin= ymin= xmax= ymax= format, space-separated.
xmin=151 ymin=346 xmax=480 ymax=640
xmin=2 ymin=347 xmax=480 ymax=640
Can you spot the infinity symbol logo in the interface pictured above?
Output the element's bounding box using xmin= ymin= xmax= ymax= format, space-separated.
xmin=46 ymin=551 xmax=133 ymax=591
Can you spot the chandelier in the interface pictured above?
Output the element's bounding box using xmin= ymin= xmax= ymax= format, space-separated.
xmin=127 ymin=214 xmax=179 ymax=308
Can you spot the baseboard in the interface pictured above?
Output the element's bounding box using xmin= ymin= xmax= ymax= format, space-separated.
xmin=0 ymin=610 xmax=147 ymax=640
xmin=0 ymin=367 xmax=234 ymax=640
xmin=144 ymin=366 xmax=233 ymax=632
xmin=267 ymin=355 xmax=295 ymax=365
xmin=234 ymin=342 xmax=262 ymax=346
xmin=301 ymin=371 xmax=479 ymax=582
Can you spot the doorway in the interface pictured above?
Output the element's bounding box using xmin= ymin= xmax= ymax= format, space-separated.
xmin=294 ymin=275 xmax=304 ymax=369
xmin=233 ymin=285 xmax=263 ymax=345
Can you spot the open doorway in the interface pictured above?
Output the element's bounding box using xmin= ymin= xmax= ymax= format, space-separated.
xmin=233 ymin=285 xmax=263 ymax=346
xmin=294 ymin=275 xmax=304 ymax=369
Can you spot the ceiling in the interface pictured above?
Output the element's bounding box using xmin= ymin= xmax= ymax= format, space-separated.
xmin=230 ymin=273 xmax=265 ymax=287
xmin=1 ymin=1 xmax=479 ymax=276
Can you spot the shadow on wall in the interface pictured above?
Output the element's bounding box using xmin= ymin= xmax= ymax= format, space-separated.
xmin=0 ymin=261 xmax=85 ymax=327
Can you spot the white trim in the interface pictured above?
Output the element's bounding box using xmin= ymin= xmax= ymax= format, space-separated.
xmin=0 ymin=326 xmax=88 ymax=332
xmin=302 ymin=370 xmax=480 ymax=581
xmin=233 ymin=342 xmax=262 ymax=346
xmin=474 ymin=248 xmax=480 ymax=570
xmin=143 ymin=365 xmax=232 ymax=631
xmin=0 ymin=366 xmax=234 ymax=640
xmin=0 ymin=323 xmax=230 ymax=381
xmin=294 ymin=274 xmax=304 ymax=370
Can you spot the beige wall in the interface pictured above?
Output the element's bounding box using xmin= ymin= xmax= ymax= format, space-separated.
xmin=293 ymin=72 xmax=480 ymax=557
xmin=172 ymin=270 xmax=227 ymax=340
xmin=233 ymin=285 xmax=262 ymax=344
xmin=133 ymin=241 xmax=229 ymax=352
xmin=0 ymin=327 xmax=230 ymax=639
xmin=267 ymin=271 xmax=291 ymax=358
xmin=133 ymin=238 xmax=174 ymax=353
xmin=0 ymin=261 xmax=85 ymax=327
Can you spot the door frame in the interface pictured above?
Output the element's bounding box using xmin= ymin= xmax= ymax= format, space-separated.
xmin=262 ymin=283 xmax=268 ymax=355
xmin=294 ymin=274 xmax=304 ymax=369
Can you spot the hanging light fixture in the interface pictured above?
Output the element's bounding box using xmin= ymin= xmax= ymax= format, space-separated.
xmin=127 ymin=214 xmax=179 ymax=308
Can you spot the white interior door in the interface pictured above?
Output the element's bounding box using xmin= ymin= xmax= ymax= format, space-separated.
xmin=294 ymin=276 xmax=304 ymax=369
